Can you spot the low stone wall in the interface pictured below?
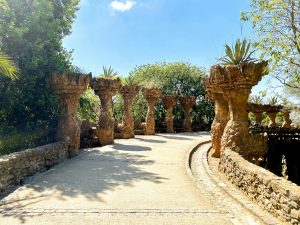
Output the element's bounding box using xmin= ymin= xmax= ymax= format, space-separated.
xmin=0 ymin=142 xmax=68 ymax=192
xmin=219 ymin=149 xmax=300 ymax=224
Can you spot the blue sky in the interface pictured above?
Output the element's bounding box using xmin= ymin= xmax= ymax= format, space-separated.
xmin=63 ymin=0 xmax=272 ymax=94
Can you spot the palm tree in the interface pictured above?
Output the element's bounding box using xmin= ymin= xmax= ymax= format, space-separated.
xmin=0 ymin=52 xmax=19 ymax=79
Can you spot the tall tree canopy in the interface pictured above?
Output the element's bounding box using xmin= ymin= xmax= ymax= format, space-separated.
xmin=242 ymin=0 xmax=300 ymax=90
xmin=0 ymin=0 xmax=79 ymax=153
xmin=126 ymin=62 xmax=214 ymax=129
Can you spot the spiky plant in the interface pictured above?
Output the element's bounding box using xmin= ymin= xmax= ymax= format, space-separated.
xmin=268 ymin=96 xmax=279 ymax=106
xmin=249 ymin=95 xmax=263 ymax=104
xmin=0 ymin=52 xmax=19 ymax=79
xmin=124 ymin=75 xmax=137 ymax=86
xmin=218 ymin=38 xmax=256 ymax=65
xmin=100 ymin=66 xmax=118 ymax=79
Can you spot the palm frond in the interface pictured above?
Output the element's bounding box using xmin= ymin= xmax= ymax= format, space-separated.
xmin=0 ymin=53 xmax=19 ymax=79
xmin=101 ymin=66 xmax=118 ymax=78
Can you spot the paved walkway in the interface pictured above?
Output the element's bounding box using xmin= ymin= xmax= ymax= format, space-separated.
xmin=0 ymin=132 xmax=280 ymax=225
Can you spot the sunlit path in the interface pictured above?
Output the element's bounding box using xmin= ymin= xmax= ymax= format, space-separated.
xmin=0 ymin=133 xmax=278 ymax=225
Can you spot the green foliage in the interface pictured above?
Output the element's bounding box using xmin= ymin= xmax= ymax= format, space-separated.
xmin=131 ymin=95 xmax=148 ymax=122
xmin=268 ymin=96 xmax=279 ymax=106
xmin=242 ymin=0 xmax=300 ymax=89
xmin=100 ymin=66 xmax=118 ymax=79
xmin=218 ymin=38 xmax=255 ymax=65
xmin=77 ymin=88 xmax=100 ymax=124
xmin=0 ymin=128 xmax=55 ymax=156
xmin=120 ymin=75 xmax=138 ymax=86
xmin=249 ymin=95 xmax=263 ymax=104
xmin=128 ymin=62 xmax=214 ymax=127
xmin=0 ymin=52 xmax=19 ymax=79
xmin=0 ymin=0 xmax=80 ymax=152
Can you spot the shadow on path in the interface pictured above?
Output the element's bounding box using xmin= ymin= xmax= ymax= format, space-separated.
xmin=134 ymin=138 xmax=166 ymax=144
xmin=112 ymin=143 xmax=152 ymax=151
xmin=0 ymin=146 xmax=168 ymax=223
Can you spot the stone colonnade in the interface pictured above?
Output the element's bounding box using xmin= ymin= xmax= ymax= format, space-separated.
xmin=247 ymin=103 xmax=291 ymax=128
xmin=205 ymin=62 xmax=268 ymax=159
xmin=47 ymin=72 xmax=91 ymax=157
xmin=48 ymin=72 xmax=199 ymax=149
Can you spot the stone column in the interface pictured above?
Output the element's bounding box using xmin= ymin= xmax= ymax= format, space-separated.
xmin=267 ymin=112 xmax=277 ymax=128
xmin=91 ymin=77 xmax=121 ymax=145
xmin=142 ymin=88 xmax=161 ymax=135
xmin=207 ymin=62 xmax=268 ymax=159
xmin=206 ymin=93 xmax=229 ymax=158
xmin=47 ymin=72 xmax=91 ymax=157
xmin=120 ymin=85 xmax=139 ymax=139
xmin=282 ymin=111 xmax=291 ymax=128
xmin=222 ymin=63 xmax=268 ymax=159
xmin=162 ymin=96 xmax=178 ymax=133
xmin=179 ymin=96 xmax=196 ymax=132
xmin=221 ymin=88 xmax=252 ymax=155
xmin=253 ymin=112 xmax=263 ymax=125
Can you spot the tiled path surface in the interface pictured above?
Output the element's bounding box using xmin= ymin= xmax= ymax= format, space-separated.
xmin=0 ymin=132 xmax=282 ymax=224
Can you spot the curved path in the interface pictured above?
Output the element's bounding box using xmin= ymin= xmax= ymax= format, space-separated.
xmin=0 ymin=132 xmax=280 ymax=224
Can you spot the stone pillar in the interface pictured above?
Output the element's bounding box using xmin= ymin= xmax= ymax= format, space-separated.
xmin=282 ymin=111 xmax=291 ymax=128
xmin=207 ymin=93 xmax=229 ymax=158
xmin=142 ymin=88 xmax=161 ymax=135
xmin=47 ymin=72 xmax=91 ymax=157
xmin=120 ymin=85 xmax=139 ymax=139
xmin=162 ymin=96 xmax=178 ymax=133
xmin=253 ymin=112 xmax=263 ymax=125
xmin=207 ymin=62 xmax=268 ymax=159
xmin=267 ymin=112 xmax=277 ymax=128
xmin=221 ymin=88 xmax=252 ymax=155
xmin=91 ymin=77 xmax=121 ymax=145
xmin=179 ymin=96 xmax=196 ymax=132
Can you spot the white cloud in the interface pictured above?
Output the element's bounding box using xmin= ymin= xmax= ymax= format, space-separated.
xmin=110 ymin=0 xmax=136 ymax=12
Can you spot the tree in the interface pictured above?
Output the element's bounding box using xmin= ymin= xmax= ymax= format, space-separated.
xmin=242 ymin=0 xmax=300 ymax=90
xmin=0 ymin=0 xmax=79 ymax=153
xmin=128 ymin=62 xmax=214 ymax=129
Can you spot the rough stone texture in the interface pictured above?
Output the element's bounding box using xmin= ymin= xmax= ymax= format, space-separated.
xmin=219 ymin=148 xmax=300 ymax=224
xmin=179 ymin=96 xmax=196 ymax=132
xmin=207 ymin=62 xmax=268 ymax=159
xmin=205 ymin=92 xmax=229 ymax=158
xmin=80 ymin=120 xmax=100 ymax=148
xmin=0 ymin=142 xmax=68 ymax=192
xmin=282 ymin=111 xmax=292 ymax=128
xmin=142 ymin=87 xmax=161 ymax=135
xmin=247 ymin=103 xmax=265 ymax=125
xmin=161 ymin=96 xmax=178 ymax=133
xmin=91 ymin=77 xmax=121 ymax=145
xmin=268 ymin=112 xmax=277 ymax=128
xmin=46 ymin=72 xmax=91 ymax=157
xmin=119 ymin=85 xmax=140 ymax=139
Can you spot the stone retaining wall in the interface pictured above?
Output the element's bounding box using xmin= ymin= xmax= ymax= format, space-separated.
xmin=219 ymin=149 xmax=300 ymax=224
xmin=0 ymin=142 xmax=68 ymax=192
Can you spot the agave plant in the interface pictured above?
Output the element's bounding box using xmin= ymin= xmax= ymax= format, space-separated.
xmin=100 ymin=66 xmax=118 ymax=79
xmin=0 ymin=52 xmax=19 ymax=79
xmin=268 ymin=96 xmax=279 ymax=106
xmin=249 ymin=95 xmax=263 ymax=104
xmin=218 ymin=38 xmax=256 ymax=65
xmin=124 ymin=75 xmax=138 ymax=86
